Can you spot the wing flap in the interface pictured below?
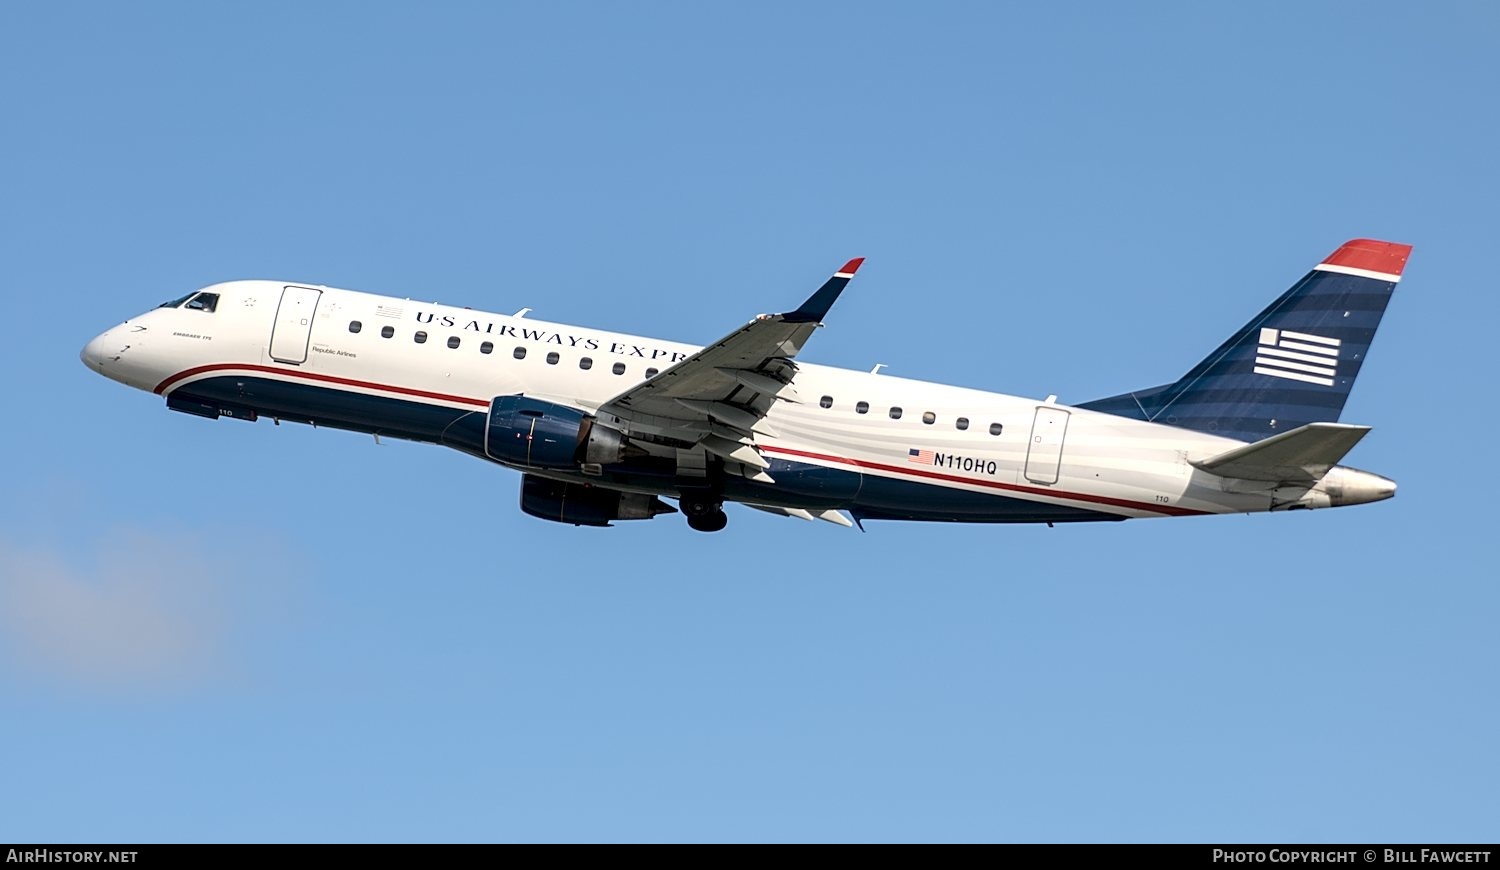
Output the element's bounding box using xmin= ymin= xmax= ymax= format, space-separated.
xmin=743 ymin=505 xmax=855 ymax=527
xmin=719 ymin=368 xmax=803 ymax=403
xmin=746 ymin=504 xmax=817 ymax=521
xmin=1189 ymin=422 xmax=1371 ymax=484
xmin=700 ymin=434 xmax=770 ymax=469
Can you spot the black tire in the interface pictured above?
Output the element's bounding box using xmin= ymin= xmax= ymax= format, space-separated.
xmin=687 ymin=509 xmax=728 ymax=533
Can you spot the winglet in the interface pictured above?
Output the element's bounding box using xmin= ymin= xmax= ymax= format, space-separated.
xmin=835 ymin=257 xmax=865 ymax=278
xmin=784 ymin=258 xmax=865 ymax=324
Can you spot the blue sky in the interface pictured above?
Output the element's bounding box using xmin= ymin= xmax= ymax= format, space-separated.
xmin=1 ymin=1 xmax=1496 ymax=843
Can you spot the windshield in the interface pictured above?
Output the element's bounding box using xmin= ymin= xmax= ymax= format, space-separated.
xmin=184 ymin=292 xmax=218 ymax=312
xmin=157 ymin=291 xmax=220 ymax=312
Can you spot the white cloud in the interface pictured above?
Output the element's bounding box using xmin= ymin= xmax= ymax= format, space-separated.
xmin=0 ymin=527 xmax=293 ymax=691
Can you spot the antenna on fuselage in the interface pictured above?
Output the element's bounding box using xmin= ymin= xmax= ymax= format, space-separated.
xmin=513 ymin=307 xmax=531 ymax=318
xmin=870 ymin=363 xmax=887 ymax=375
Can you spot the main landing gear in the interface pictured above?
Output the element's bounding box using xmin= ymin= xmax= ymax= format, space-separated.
xmin=681 ymin=493 xmax=729 ymax=533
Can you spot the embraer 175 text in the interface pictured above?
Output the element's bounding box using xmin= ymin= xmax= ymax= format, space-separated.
xmin=83 ymin=239 xmax=1407 ymax=532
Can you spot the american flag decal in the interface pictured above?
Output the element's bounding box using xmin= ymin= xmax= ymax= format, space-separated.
xmin=907 ymin=448 xmax=935 ymax=465
xmin=1254 ymin=328 xmax=1339 ymax=387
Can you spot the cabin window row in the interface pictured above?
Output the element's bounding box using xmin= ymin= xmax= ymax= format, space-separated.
xmin=350 ymin=322 xmax=991 ymax=429
xmin=345 ymin=321 xmax=658 ymax=378
xmin=821 ymin=395 xmax=1003 ymax=435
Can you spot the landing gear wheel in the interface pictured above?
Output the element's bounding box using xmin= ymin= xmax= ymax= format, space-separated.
xmin=680 ymin=487 xmax=728 ymax=533
xmin=686 ymin=509 xmax=729 ymax=533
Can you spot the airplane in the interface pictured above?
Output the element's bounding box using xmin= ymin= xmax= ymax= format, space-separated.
xmin=80 ymin=239 xmax=1407 ymax=533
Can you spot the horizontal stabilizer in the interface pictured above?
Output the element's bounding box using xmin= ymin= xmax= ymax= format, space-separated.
xmin=1189 ymin=422 xmax=1371 ymax=484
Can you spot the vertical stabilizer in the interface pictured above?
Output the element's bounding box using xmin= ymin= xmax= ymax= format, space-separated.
xmin=1080 ymin=239 xmax=1410 ymax=442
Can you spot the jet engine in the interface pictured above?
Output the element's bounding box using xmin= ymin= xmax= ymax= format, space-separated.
xmin=519 ymin=475 xmax=677 ymax=527
xmin=484 ymin=395 xmax=633 ymax=469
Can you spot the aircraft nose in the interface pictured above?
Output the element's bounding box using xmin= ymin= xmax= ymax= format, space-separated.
xmin=81 ymin=331 xmax=111 ymax=370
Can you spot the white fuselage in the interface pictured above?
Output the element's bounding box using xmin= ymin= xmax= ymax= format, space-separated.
xmin=82 ymin=280 xmax=1394 ymax=525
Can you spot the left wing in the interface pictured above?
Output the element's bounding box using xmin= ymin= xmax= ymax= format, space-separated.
xmin=595 ymin=258 xmax=864 ymax=476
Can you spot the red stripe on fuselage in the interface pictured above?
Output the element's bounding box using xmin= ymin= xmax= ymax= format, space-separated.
xmin=154 ymin=364 xmax=1206 ymax=518
xmin=760 ymin=445 xmax=1208 ymax=517
xmin=153 ymin=363 xmax=490 ymax=408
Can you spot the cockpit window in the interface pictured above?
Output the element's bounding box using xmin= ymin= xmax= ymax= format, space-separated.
xmin=158 ymin=292 xmax=196 ymax=309
xmin=183 ymin=292 xmax=219 ymax=313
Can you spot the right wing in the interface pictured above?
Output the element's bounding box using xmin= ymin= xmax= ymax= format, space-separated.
xmin=594 ymin=258 xmax=864 ymax=475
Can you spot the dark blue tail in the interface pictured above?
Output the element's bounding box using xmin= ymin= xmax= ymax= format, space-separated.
xmin=1080 ymin=239 xmax=1411 ymax=443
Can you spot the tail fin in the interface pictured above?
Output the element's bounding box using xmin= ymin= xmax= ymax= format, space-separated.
xmin=1080 ymin=239 xmax=1411 ymax=442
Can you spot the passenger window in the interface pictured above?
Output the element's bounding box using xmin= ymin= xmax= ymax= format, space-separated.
xmin=447 ymin=336 xmax=461 ymax=349
xmin=956 ymin=417 xmax=970 ymax=431
xmin=580 ymin=357 xmax=593 ymax=370
xmin=349 ymin=321 xmax=362 ymax=334
xmin=820 ymin=396 xmax=833 ymax=409
xmin=480 ymin=341 xmax=493 ymax=354
xmin=380 ymin=325 xmax=394 ymax=339
xmin=513 ymin=347 xmax=527 ymax=360
xmin=856 ymin=401 xmax=869 ymax=414
xmin=990 ymin=423 xmax=1003 ymax=435
xmin=612 ymin=362 xmax=626 ymax=375
xmin=546 ymin=352 xmax=560 ymax=365
xmin=889 ymin=407 xmax=903 ymax=420
xmin=414 ymin=331 xmax=428 ymax=344
xmin=645 ymin=367 xmax=659 ymax=378
xmin=922 ymin=411 xmax=936 ymax=425
xmin=184 ymin=293 xmax=219 ymax=313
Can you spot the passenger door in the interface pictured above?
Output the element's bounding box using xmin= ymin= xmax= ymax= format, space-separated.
xmin=1024 ymin=406 xmax=1071 ymax=485
xmin=269 ymin=285 xmax=322 ymax=364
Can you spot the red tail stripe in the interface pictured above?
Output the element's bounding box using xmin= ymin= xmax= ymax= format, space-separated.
xmin=1321 ymin=239 xmax=1412 ymax=276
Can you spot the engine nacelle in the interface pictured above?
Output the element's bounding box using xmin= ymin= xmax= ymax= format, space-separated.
xmin=519 ymin=475 xmax=677 ymax=527
xmin=484 ymin=395 xmax=629 ymax=468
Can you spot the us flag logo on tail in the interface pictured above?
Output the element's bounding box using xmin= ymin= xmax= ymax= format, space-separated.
xmin=1255 ymin=328 xmax=1339 ymax=387
xmin=908 ymin=448 xmax=935 ymax=465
